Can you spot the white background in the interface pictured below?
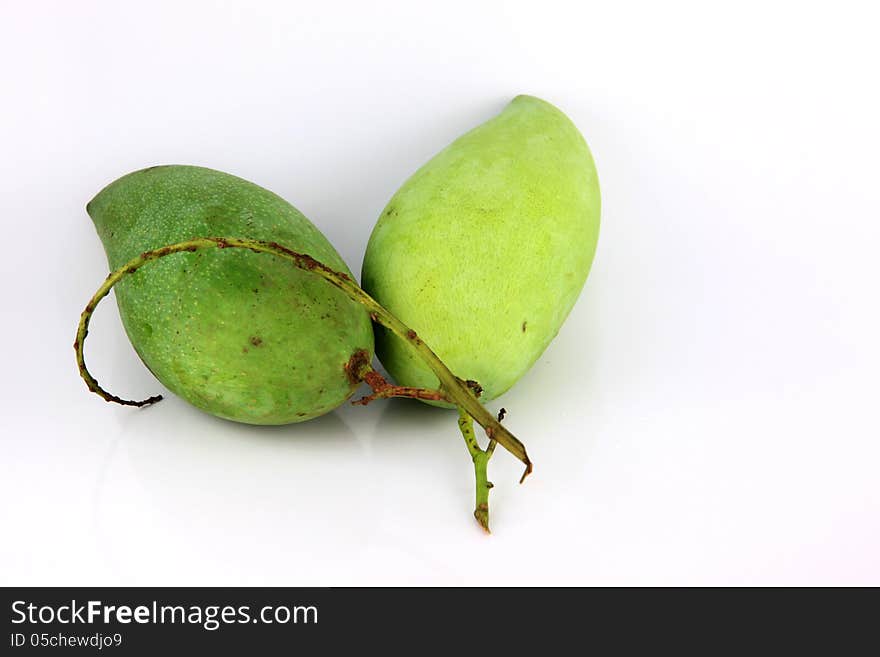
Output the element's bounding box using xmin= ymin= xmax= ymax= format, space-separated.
xmin=1 ymin=1 xmax=878 ymax=586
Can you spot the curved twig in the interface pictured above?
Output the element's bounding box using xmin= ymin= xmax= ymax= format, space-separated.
xmin=75 ymin=237 xmax=532 ymax=480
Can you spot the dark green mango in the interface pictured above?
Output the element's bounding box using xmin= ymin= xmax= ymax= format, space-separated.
xmin=88 ymin=165 xmax=373 ymax=425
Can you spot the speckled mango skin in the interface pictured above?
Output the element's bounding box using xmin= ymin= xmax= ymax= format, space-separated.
xmin=88 ymin=165 xmax=373 ymax=424
xmin=362 ymin=95 xmax=600 ymax=402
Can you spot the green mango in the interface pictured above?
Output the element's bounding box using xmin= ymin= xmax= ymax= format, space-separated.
xmin=362 ymin=95 xmax=600 ymax=402
xmin=88 ymin=165 xmax=374 ymax=424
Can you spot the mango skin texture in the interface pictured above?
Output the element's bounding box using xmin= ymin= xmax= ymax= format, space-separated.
xmin=88 ymin=165 xmax=373 ymax=425
xmin=362 ymin=95 xmax=600 ymax=402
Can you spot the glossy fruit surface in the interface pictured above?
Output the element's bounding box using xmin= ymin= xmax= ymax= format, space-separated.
xmin=362 ymin=95 xmax=600 ymax=401
xmin=88 ymin=165 xmax=373 ymax=424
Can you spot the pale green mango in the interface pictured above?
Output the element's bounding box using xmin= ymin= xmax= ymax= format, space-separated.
xmin=362 ymin=95 xmax=600 ymax=402
xmin=88 ymin=165 xmax=374 ymax=424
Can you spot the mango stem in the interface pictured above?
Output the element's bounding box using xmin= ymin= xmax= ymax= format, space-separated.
xmin=457 ymin=408 xmax=493 ymax=532
xmin=75 ymin=236 xmax=532 ymax=480
xmin=350 ymin=364 xmax=450 ymax=405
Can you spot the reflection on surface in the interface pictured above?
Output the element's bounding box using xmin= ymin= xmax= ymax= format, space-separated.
xmin=91 ymin=397 xmax=376 ymax=583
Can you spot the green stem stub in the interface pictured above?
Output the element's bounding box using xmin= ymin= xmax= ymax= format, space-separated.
xmin=458 ymin=408 xmax=493 ymax=532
